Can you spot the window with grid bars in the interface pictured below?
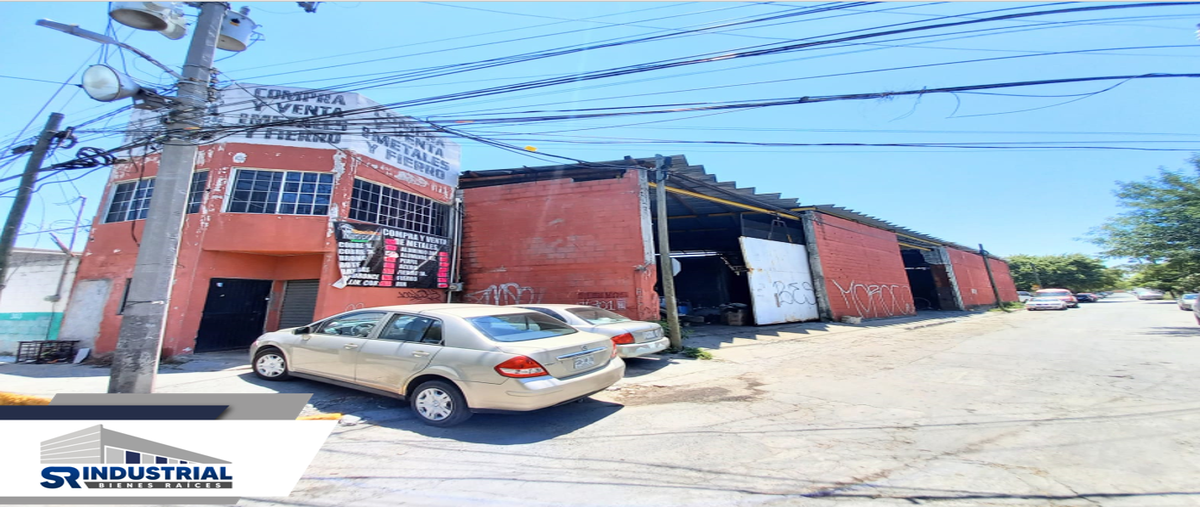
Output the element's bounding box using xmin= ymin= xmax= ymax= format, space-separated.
xmin=104 ymin=172 xmax=210 ymax=223
xmin=349 ymin=179 xmax=448 ymax=235
xmin=105 ymin=179 xmax=155 ymax=223
xmin=227 ymin=169 xmax=333 ymax=215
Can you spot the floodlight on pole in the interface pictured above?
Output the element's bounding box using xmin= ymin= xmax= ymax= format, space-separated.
xmin=81 ymin=65 xmax=141 ymax=102
xmin=108 ymin=2 xmax=188 ymax=40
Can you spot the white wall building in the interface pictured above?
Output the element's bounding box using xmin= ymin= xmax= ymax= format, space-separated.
xmin=0 ymin=248 xmax=78 ymax=354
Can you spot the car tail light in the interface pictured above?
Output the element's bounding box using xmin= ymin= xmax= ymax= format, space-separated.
xmin=494 ymin=356 xmax=547 ymax=378
xmin=612 ymin=332 xmax=635 ymax=345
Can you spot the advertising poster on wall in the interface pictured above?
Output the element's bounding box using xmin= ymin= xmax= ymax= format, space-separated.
xmin=333 ymin=222 xmax=450 ymax=289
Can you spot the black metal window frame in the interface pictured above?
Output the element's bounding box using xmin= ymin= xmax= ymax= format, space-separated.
xmin=226 ymin=168 xmax=334 ymax=216
xmin=349 ymin=178 xmax=448 ymax=236
xmin=104 ymin=179 xmax=155 ymax=223
xmin=104 ymin=172 xmax=209 ymax=223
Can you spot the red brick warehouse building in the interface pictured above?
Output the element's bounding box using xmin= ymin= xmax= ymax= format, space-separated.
xmin=59 ymin=84 xmax=463 ymax=356
xmin=457 ymin=155 xmax=1018 ymax=326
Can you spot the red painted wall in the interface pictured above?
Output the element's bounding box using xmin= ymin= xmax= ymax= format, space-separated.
xmin=946 ymin=248 xmax=1019 ymax=307
xmin=811 ymin=214 xmax=916 ymax=320
xmin=460 ymin=174 xmax=659 ymax=321
xmin=70 ymin=142 xmax=454 ymax=356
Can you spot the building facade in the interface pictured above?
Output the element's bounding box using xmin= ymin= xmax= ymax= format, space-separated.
xmin=61 ymin=84 xmax=461 ymax=356
xmin=459 ymin=156 xmax=1018 ymax=327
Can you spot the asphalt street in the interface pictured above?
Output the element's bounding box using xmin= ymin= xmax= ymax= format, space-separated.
xmin=237 ymin=294 xmax=1199 ymax=507
xmin=3 ymin=294 xmax=1197 ymax=506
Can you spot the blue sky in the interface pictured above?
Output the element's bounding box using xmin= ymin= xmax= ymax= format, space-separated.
xmin=1 ymin=2 xmax=1198 ymax=259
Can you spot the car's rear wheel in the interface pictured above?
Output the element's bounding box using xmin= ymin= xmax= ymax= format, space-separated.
xmin=410 ymin=380 xmax=472 ymax=427
xmin=253 ymin=348 xmax=291 ymax=381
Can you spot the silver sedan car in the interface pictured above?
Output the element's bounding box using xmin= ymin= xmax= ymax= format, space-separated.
xmin=513 ymin=304 xmax=669 ymax=359
xmin=249 ymin=304 xmax=625 ymax=427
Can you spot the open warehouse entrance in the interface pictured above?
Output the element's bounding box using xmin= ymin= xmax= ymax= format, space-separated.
xmin=649 ymin=159 xmax=819 ymax=326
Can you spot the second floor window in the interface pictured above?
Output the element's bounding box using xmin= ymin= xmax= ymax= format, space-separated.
xmin=349 ymin=179 xmax=448 ymax=235
xmin=227 ymin=169 xmax=333 ymax=215
xmin=104 ymin=171 xmax=209 ymax=223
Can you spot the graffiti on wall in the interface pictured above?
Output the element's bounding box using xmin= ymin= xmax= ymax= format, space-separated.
xmin=397 ymin=289 xmax=444 ymax=302
xmin=466 ymin=283 xmax=542 ymax=305
xmin=772 ymin=281 xmax=817 ymax=308
xmin=577 ymin=291 xmax=629 ymax=311
xmin=831 ymin=280 xmax=914 ymax=318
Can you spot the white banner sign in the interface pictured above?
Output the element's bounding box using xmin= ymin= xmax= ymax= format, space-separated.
xmin=127 ymin=83 xmax=461 ymax=191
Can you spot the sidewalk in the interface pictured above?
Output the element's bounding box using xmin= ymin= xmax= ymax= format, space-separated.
xmin=0 ymin=310 xmax=1002 ymax=416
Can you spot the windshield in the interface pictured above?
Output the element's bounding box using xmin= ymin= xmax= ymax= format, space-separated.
xmin=468 ymin=312 xmax=578 ymax=342
xmin=1030 ymin=297 xmax=1062 ymax=302
xmin=1036 ymin=290 xmax=1071 ymax=296
xmin=1184 ymin=294 xmax=1198 ymax=300
xmin=566 ymin=307 xmax=632 ymax=325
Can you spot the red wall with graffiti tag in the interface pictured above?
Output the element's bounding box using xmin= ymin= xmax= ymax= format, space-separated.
xmin=946 ymin=248 xmax=1019 ymax=307
xmin=460 ymin=173 xmax=659 ymax=321
xmin=811 ymin=214 xmax=916 ymax=320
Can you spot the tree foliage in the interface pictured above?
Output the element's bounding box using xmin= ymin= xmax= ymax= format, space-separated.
xmin=1007 ymin=254 xmax=1121 ymax=292
xmin=1088 ymin=157 xmax=1200 ymax=293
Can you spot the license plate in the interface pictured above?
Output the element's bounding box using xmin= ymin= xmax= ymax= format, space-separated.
xmin=643 ymin=331 xmax=658 ymax=341
xmin=573 ymin=356 xmax=595 ymax=370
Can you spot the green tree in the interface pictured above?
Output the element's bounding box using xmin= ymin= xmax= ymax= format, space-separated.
xmin=1088 ymin=157 xmax=1200 ymax=294
xmin=1008 ymin=254 xmax=1120 ymax=292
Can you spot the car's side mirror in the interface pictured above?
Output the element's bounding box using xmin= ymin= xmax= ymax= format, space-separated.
xmin=293 ymin=326 xmax=310 ymax=335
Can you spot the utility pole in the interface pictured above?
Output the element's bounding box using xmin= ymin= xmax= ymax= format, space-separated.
xmin=653 ymin=155 xmax=682 ymax=350
xmin=108 ymin=2 xmax=228 ymax=394
xmin=0 ymin=112 xmax=63 ymax=301
xmin=979 ymin=244 xmax=1005 ymax=310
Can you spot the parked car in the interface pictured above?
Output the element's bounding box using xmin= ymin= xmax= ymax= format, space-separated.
xmin=1179 ymin=293 xmax=1198 ymax=311
xmin=1017 ymin=291 xmax=1032 ymax=302
xmin=1194 ymin=296 xmax=1200 ymax=325
xmin=1034 ymin=288 xmax=1078 ymax=308
xmin=1026 ymin=297 xmax=1069 ymax=311
xmin=1137 ymin=290 xmax=1165 ymax=301
xmin=513 ymin=304 xmax=669 ymax=359
xmin=1075 ymin=293 xmax=1098 ymax=303
xmin=249 ymin=304 xmax=625 ymax=427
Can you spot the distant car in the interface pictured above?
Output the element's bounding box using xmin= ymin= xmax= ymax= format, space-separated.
xmin=1179 ymin=293 xmax=1198 ymax=311
xmin=1017 ymin=291 xmax=1032 ymax=302
xmin=1194 ymin=296 xmax=1200 ymax=325
xmin=1137 ymin=290 xmax=1165 ymax=301
xmin=1035 ymin=288 xmax=1078 ymax=308
xmin=514 ymin=304 xmax=669 ymax=359
xmin=1075 ymin=293 xmax=1098 ymax=303
xmin=1026 ymin=297 xmax=1068 ymax=311
xmin=248 ymin=304 xmax=624 ymax=427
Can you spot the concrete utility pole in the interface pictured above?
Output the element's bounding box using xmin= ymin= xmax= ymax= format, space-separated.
xmin=979 ymin=244 xmax=1005 ymax=310
xmin=109 ymin=2 xmax=228 ymax=394
xmin=0 ymin=112 xmax=63 ymax=301
xmin=653 ymin=155 xmax=683 ymax=350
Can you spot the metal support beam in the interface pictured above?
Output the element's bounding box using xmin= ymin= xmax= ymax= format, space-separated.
xmin=800 ymin=211 xmax=834 ymax=321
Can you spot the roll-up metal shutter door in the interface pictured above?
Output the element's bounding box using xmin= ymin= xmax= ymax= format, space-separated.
xmin=279 ymin=279 xmax=320 ymax=329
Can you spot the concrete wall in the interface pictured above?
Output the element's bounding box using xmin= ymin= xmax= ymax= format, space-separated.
xmin=66 ymin=142 xmax=456 ymax=357
xmin=946 ymin=248 xmax=1019 ymax=307
xmin=0 ymin=250 xmax=78 ymax=354
xmin=460 ymin=172 xmax=659 ymax=321
xmin=810 ymin=214 xmax=916 ymax=320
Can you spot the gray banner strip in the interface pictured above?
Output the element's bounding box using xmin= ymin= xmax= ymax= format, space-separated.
xmin=50 ymin=394 xmax=311 ymax=420
xmin=0 ymin=497 xmax=239 ymax=505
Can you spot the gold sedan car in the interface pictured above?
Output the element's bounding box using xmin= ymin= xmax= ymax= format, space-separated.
xmin=249 ymin=304 xmax=625 ymax=427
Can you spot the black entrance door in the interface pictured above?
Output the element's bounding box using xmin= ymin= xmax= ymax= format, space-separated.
xmin=195 ymin=278 xmax=273 ymax=352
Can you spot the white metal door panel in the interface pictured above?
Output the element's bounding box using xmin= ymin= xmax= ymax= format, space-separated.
xmin=739 ymin=236 xmax=820 ymax=325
